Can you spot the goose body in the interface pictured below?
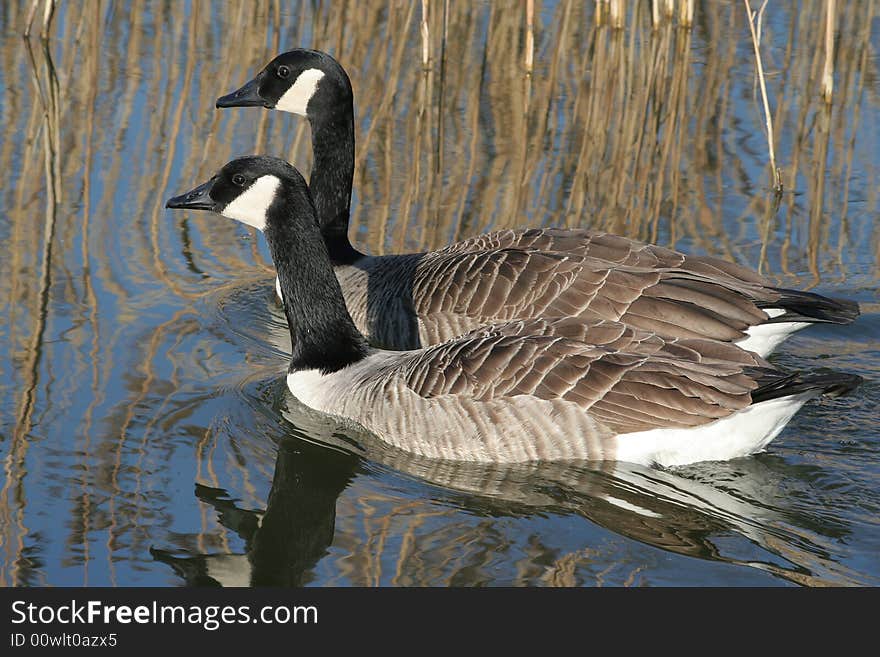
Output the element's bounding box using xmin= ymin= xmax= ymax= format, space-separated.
xmin=283 ymin=326 xmax=819 ymax=466
xmin=166 ymin=156 xmax=862 ymax=467
xmin=318 ymin=229 xmax=830 ymax=354
xmin=216 ymin=49 xmax=859 ymax=356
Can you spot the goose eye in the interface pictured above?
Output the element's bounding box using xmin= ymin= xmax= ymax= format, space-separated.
xmin=277 ymin=65 xmax=291 ymax=79
xmin=232 ymin=174 xmax=246 ymax=187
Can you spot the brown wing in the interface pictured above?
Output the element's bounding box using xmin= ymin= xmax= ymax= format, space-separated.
xmin=398 ymin=319 xmax=766 ymax=435
xmin=448 ymin=228 xmax=771 ymax=288
xmin=412 ymin=239 xmax=771 ymax=344
xmin=467 ymin=317 xmax=770 ymax=367
xmin=413 ymin=248 xmax=599 ymax=320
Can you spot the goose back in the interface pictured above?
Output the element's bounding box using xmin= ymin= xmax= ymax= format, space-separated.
xmin=336 ymin=231 xmax=780 ymax=351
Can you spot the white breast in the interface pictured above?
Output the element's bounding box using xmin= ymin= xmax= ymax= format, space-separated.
xmin=285 ymin=351 xmax=399 ymax=411
xmin=286 ymin=368 xmax=335 ymax=410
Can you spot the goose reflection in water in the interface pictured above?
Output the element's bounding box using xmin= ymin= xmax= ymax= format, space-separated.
xmin=152 ymin=432 xmax=357 ymax=587
xmin=153 ymin=390 xmax=862 ymax=587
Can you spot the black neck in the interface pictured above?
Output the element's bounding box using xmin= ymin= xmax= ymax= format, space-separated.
xmin=264 ymin=187 xmax=370 ymax=374
xmin=309 ymin=109 xmax=363 ymax=265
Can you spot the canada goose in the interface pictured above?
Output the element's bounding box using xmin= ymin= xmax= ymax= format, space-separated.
xmin=165 ymin=156 xmax=861 ymax=467
xmin=215 ymin=49 xmax=859 ymax=356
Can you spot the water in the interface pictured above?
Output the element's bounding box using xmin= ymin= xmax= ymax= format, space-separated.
xmin=1 ymin=0 xmax=878 ymax=587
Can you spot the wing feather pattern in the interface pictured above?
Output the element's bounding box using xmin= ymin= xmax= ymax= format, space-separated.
xmin=411 ymin=228 xmax=784 ymax=346
xmin=394 ymin=318 xmax=768 ymax=436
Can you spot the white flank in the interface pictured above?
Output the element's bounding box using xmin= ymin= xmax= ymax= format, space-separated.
xmin=222 ymin=175 xmax=281 ymax=231
xmin=737 ymin=320 xmax=811 ymax=357
xmin=615 ymin=392 xmax=813 ymax=468
xmin=763 ymin=308 xmax=787 ymax=319
xmin=275 ymin=275 xmax=283 ymax=303
xmin=276 ymin=68 xmax=326 ymax=115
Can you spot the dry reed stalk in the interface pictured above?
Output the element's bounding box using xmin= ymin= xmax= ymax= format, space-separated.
xmin=640 ymin=24 xmax=676 ymax=237
xmin=353 ymin=1 xmax=416 ymax=180
xmin=409 ymin=60 xmax=432 ymax=251
xmin=652 ymin=0 xmax=660 ymax=29
xmin=421 ymin=0 xmax=451 ymax=249
xmin=609 ymin=0 xmax=623 ymax=29
xmin=254 ymin=0 xmax=282 ymax=155
xmin=837 ymin=0 xmax=873 ymax=242
xmin=662 ymin=27 xmax=693 ymax=244
xmin=438 ymin=0 xmax=449 ymax=175
xmin=743 ymin=0 xmax=783 ymax=193
xmin=23 ymin=0 xmax=56 ymax=38
xmin=522 ymin=1 xmax=572 ymax=216
xmin=532 ymin=0 xmax=575 ymax=215
xmin=821 ymin=0 xmax=835 ymax=103
xmin=421 ymin=0 xmax=430 ymax=68
xmin=394 ymin=7 xmax=432 ymax=252
xmin=679 ymin=0 xmax=695 ymax=29
xmin=452 ymin=15 xmax=490 ymax=243
xmin=779 ymin=2 xmax=820 ymax=273
xmin=706 ymin=10 xmax=740 ymax=264
xmin=611 ymin=26 xmax=640 ymax=229
xmin=807 ymin=103 xmax=833 ymax=283
xmin=525 ymin=0 xmax=534 ymax=72
xmin=753 ymin=141 xmax=785 ymax=274
xmin=513 ymin=58 xmax=532 ymax=223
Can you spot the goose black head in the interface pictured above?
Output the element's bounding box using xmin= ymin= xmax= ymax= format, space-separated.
xmin=216 ymin=49 xmax=352 ymax=120
xmin=167 ymin=156 xmax=368 ymax=374
xmin=165 ymin=155 xmax=313 ymax=233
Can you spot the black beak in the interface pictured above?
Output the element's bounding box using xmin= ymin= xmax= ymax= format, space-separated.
xmin=165 ymin=179 xmax=216 ymax=211
xmin=216 ymin=75 xmax=270 ymax=109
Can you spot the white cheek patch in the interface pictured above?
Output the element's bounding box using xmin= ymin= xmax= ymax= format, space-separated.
xmin=276 ymin=68 xmax=325 ymax=115
xmin=221 ymin=175 xmax=281 ymax=231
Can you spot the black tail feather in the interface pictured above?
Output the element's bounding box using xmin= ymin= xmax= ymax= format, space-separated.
xmin=759 ymin=288 xmax=860 ymax=325
xmin=749 ymin=369 xmax=863 ymax=404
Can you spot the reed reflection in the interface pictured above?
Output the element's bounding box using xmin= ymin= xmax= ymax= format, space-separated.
xmin=156 ymin=393 xmax=866 ymax=587
xmin=1 ymin=0 xmax=877 ymax=586
xmin=365 ymin=438 xmax=863 ymax=586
